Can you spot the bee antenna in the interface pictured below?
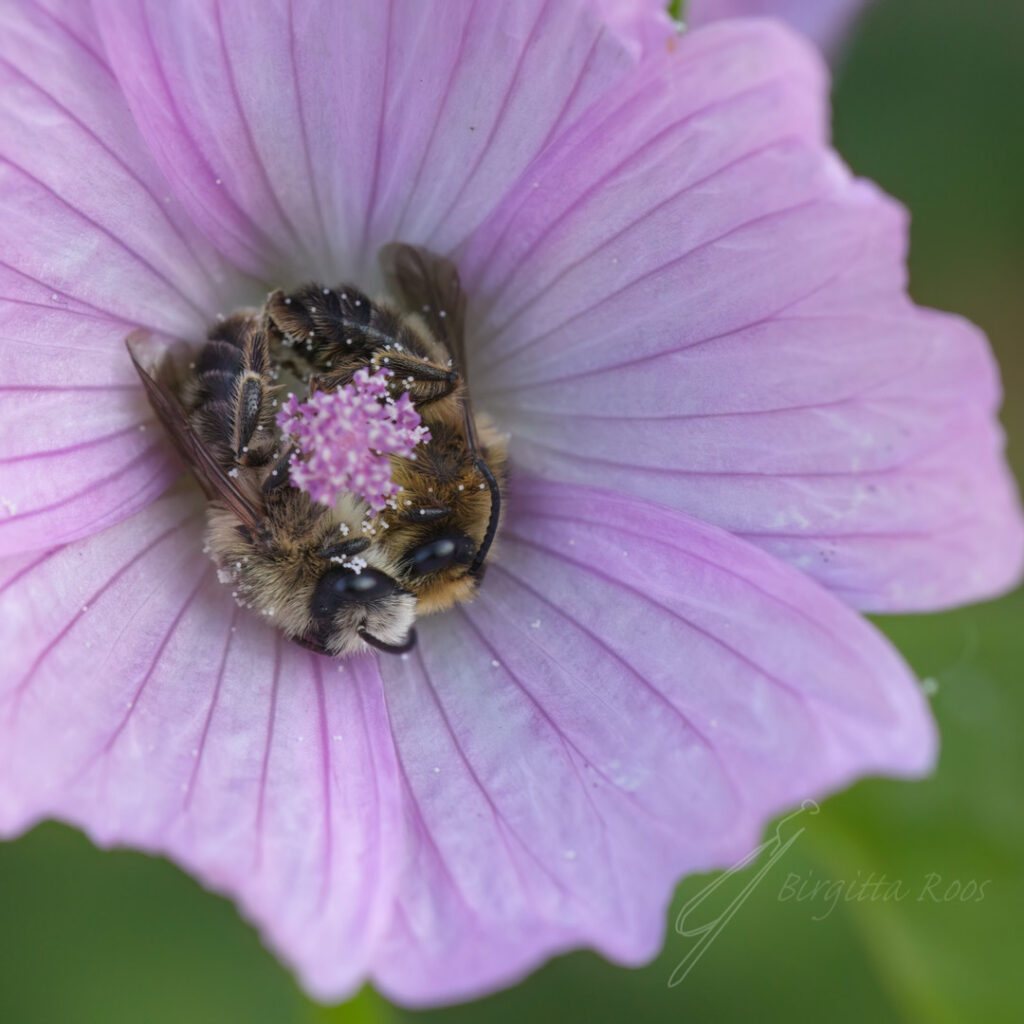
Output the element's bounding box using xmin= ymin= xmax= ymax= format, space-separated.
xmin=469 ymin=458 xmax=501 ymax=577
xmin=358 ymin=627 xmax=417 ymax=655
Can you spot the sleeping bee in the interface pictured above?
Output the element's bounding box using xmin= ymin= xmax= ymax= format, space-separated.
xmin=129 ymin=245 xmax=506 ymax=657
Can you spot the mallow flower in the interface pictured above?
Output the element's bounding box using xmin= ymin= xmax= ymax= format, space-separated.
xmin=0 ymin=0 xmax=1020 ymax=1008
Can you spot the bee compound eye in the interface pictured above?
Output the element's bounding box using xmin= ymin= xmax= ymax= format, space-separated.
xmin=311 ymin=567 xmax=395 ymax=618
xmin=407 ymin=533 xmax=476 ymax=576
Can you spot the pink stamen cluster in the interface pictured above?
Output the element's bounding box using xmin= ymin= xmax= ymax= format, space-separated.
xmin=276 ymin=368 xmax=430 ymax=513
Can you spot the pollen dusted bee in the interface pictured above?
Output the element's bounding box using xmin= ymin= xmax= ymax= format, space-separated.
xmin=130 ymin=245 xmax=506 ymax=657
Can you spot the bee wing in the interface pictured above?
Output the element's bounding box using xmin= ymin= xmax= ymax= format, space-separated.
xmin=127 ymin=335 xmax=265 ymax=533
xmin=379 ymin=243 xmax=469 ymax=382
xmin=379 ymin=244 xmax=500 ymax=576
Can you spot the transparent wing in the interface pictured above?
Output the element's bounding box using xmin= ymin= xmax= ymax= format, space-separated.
xmin=127 ymin=335 xmax=264 ymax=534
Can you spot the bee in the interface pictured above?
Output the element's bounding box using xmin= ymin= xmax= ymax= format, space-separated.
xmin=129 ymin=245 xmax=506 ymax=657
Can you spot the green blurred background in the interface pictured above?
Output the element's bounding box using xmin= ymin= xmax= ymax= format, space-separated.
xmin=2 ymin=0 xmax=1022 ymax=1020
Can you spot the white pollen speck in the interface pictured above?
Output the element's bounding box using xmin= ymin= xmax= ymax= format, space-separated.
xmin=568 ymin=539 xmax=576 ymax=546
xmin=323 ymin=287 xmax=330 ymax=295
xmin=922 ymin=677 xmax=940 ymax=697
xmin=354 ymin=299 xmax=362 ymax=307
xmin=438 ymin=310 xmax=446 ymax=318
xmin=138 ymin=424 xmax=147 ymax=432
xmin=433 ymin=766 xmax=440 ymax=773
xmin=401 ymin=652 xmax=410 ymax=661
xmin=563 ymin=849 xmax=577 ymax=861
xmin=81 ymin=604 xmax=89 ymax=612
xmin=622 ymin=550 xmax=629 ymax=557
xmin=478 ymin=483 xmax=485 ymax=490
xmin=284 ymin=297 xmax=292 ymax=305
xmin=491 ymin=659 xmax=500 ymax=668
xmin=457 ymin=484 xmax=464 ymax=491
xmin=1 ymin=498 xmax=18 ymax=516
xmin=50 ymin=292 xmax=59 ymax=301
xmin=421 ymin=304 xmax=430 ymax=312
xmin=227 ymin=467 xmax=239 ymax=478
xmin=85 ymin=641 xmax=92 ymax=649
xmin=530 ymin=619 xmax=541 ymax=629
xmin=215 ymin=177 xmax=222 ymax=184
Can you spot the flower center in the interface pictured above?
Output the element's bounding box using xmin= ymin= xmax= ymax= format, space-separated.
xmin=276 ymin=367 xmax=431 ymax=514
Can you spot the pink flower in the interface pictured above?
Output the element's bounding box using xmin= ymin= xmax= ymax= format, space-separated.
xmin=0 ymin=0 xmax=1020 ymax=1008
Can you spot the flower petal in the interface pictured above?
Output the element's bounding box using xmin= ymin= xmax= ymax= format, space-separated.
xmin=368 ymin=474 xmax=935 ymax=1005
xmin=0 ymin=0 xmax=250 ymax=554
xmin=461 ymin=20 xmax=1024 ymax=611
xmin=688 ymin=0 xmax=871 ymax=53
xmin=92 ymin=0 xmax=641 ymax=283
xmin=0 ymin=493 xmax=405 ymax=1002
xmin=591 ymin=0 xmax=677 ymax=56
xmin=0 ymin=305 xmax=179 ymax=556
xmin=0 ymin=0 xmax=240 ymax=333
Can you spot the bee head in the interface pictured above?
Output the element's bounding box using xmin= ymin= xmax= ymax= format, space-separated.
xmin=404 ymin=531 xmax=477 ymax=578
xmin=307 ymin=565 xmax=417 ymax=656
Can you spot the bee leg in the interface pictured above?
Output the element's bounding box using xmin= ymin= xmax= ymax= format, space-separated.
xmin=373 ymin=352 xmax=459 ymax=407
xmin=264 ymin=284 xmax=379 ymax=366
xmin=232 ymin=328 xmax=275 ymax=464
xmin=262 ymin=444 xmax=296 ymax=494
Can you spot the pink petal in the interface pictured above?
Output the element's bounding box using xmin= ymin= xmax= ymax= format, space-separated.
xmin=460 ymin=21 xmax=1024 ymax=611
xmin=0 ymin=476 xmax=935 ymax=1006
xmin=0 ymin=306 xmax=178 ymax=555
xmin=91 ymin=0 xmax=642 ymax=282
xmin=0 ymin=0 xmax=239 ymax=332
xmin=369 ymin=474 xmax=935 ymax=1005
xmin=0 ymin=494 xmax=405 ymax=1002
xmin=591 ymin=0 xmax=677 ymax=56
xmin=0 ymin=0 xmax=249 ymax=554
xmin=689 ymin=0 xmax=871 ymax=52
